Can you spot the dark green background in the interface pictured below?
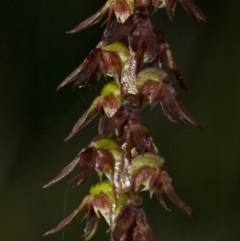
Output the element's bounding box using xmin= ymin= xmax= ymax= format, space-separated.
xmin=1 ymin=0 xmax=240 ymax=240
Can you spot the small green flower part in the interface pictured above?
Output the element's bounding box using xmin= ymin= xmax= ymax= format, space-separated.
xmin=90 ymin=137 xmax=121 ymax=151
xmin=137 ymin=67 xmax=168 ymax=84
xmin=102 ymin=41 xmax=129 ymax=64
xmin=130 ymin=153 xmax=164 ymax=175
xmin=90 ymin=180 xmax=113 ymax=196
xmin=101 ymin=81 xmax=120 ymax=96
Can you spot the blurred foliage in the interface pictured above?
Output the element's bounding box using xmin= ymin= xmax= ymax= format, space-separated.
xmin=0 ymin=0 xmax=240 ymax=241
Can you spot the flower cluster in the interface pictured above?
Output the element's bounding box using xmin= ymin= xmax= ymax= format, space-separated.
xmin=44 ymin=0 xmax=206 ymax=240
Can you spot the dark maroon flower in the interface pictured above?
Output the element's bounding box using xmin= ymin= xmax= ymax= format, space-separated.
xmin=130 ymin=153 xmax=193 ymax=217
xmin=65 ymin=81 xmax=121 ymax=141
xmin=57 ymin=48 xmax=101 ymax=90
xmin=160 ymin=0 xmax=208 ymax=23
xmin=157 ymin=81 xmax=202 ymax=129
xmin=137 ymin=67 xmax=202 ymax=129
xmin=112 ymin=198 xmax=157 ymax=241
xmin=43 ymin=137 xmax=121 ymax=189
xmin=143 ymin=29 xmax=190 ymax=92
xmin=43 ymin=147 xmax=96 ymax=188
xmin=110 ymin=6 xmax=157 ymax=59
xmin=156 ymin=169 xmax=194 ymax=217
xmin=103 ymin=94 xmax=147 ymax=153
xmin=57 ymin=45 xmax=122 ymax=90
xmin=44 ymin=181 xmax=114 ymax=239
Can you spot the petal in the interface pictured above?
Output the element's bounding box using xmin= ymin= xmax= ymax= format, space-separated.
xmin=102 ymin=94 xmax=121 ymax=117
xmin=102 ymin=104 xmax=129 ymax=136
xmin=95 ymin=149 xmax=115 ymax=178
xmin=112 ymin=0 xmax=132 ymax=23
xmin=151 ymin=29 xmax=190 ymax=92
xmin=92 ymin=193 xmax=112 ymax=225
xmin=165 ymin=0 xmax=178 ymax=20
xmin=102 ymin=13 xmax=118 ymax=39
xmin=130 ymin=25 xmax=142 ymax=52
xmin=148 ymin=171 xmax=162 ymax=196
xmin=152 ymin=0 xmax=166 ymax=8
xmin=140 ymin=81 xmax=162 ymax=104
xmin=100 ymin=51 xmax=122 ymax=80
xmin=136 ymin=208 xmax=157 ymax=241
xmin=139 ymin=18 xmax=157 ymax=59
xmin=110 ymin=13 xmax=135 ymax=43
xmin=112 ymin=205 xmax=136 ymax=241
xmin=126 ymin=6 xmax=157 ymax=57
xmin=129 ymin=109 xmax=146 ymax=153
xmin=133 ymin=166 xmax=156 ymax=191
xmin=156 ymin=188 xmax=172 ymax=211
xmin=98 ymin=113 xmax=108 ymax=135
xmin=82 ymin=207 xmax=99 ymax=241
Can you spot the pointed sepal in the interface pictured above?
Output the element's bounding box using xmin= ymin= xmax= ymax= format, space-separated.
xmin=67 ymin=2 xmax=110 ymax=34
xmin=65 ymin=96 xmax=102 ymax=141
xmin=43 ymin=195 xmax=90 ymax=236
xmin=57 ymin=49 xmax=101 ymax=90
xmin=159 ymin=82 xmax=202 ymax=129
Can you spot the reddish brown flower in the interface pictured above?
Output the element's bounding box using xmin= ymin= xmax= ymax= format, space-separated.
xmin=130 ymin=153 xmax=193 ymax=217
xmin=57 ymin=44 xmax=123 ymax=90
xmin=43 ymin=147 xmax=95 ymax=188
xmin=44 ymin=181 xmax=114 ymax=239
xmin=152 ymin=0 xmax=207 ymax=23
xmin=65 ymin=81 xmax=121 ymax=140
xmin=158 ymin=81 xmax=202 ymax=129
xmin=137 ymin=67 xmax=202 ymax=129
xmin=43 ymin=138 xmax=121 ymax=189
xmin=103 ymin=94 xmax=147 ymax=153
xmin=143 ymin=29 xmax=189 ymax=92
xmin=112 ymin=197 xmax=157 ymax=241
xmin=110 ymin=5 xmax=157 ymax=59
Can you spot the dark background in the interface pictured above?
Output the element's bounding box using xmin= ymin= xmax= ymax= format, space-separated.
xmin=1 ymin=0 xmax=240 ymax=240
